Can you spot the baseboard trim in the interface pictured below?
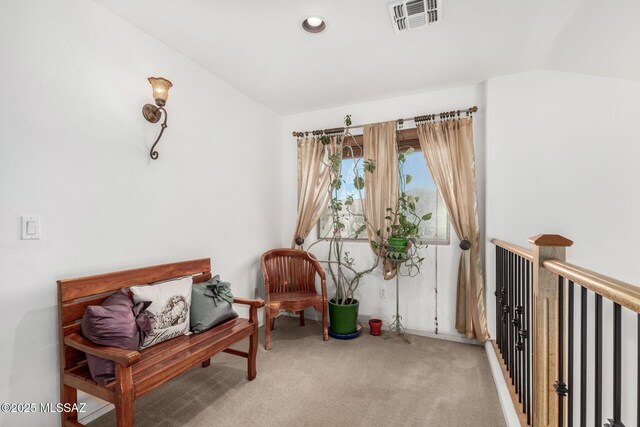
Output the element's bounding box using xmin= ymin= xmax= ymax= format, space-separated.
xmin=281 ymin=311 xmax=478 ymax=345
xmin=485 ymin=340 xmax=522 ymax=427
xmin=79 ymin=402 xmax=113 ymax=424
xmin=400 ymin=326 xmax=479 ymax=345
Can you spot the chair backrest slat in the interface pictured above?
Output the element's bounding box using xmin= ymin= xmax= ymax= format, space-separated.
xmin=261 ymin=249 xmax=322 ymax=294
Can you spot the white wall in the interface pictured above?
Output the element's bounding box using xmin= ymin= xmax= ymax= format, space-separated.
xmin=280 ymin=84 xmax=486 ymax=340
xmin=485 ymin=70 xmax=640 ymax=426
xmin=0 ymin=1 xmax=281 ymax=425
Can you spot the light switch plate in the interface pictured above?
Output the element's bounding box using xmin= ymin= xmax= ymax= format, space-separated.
xmin=21 ymin=216 xmax=40 ymax=240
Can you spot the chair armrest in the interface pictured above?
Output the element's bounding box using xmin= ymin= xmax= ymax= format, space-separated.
xmin=233 ymin=297 xmax=265 ymax=308
xmin=64 ymin=333 xmax=141 ymax=367
xmin=307 ymin=253 xmax=326 ymax=280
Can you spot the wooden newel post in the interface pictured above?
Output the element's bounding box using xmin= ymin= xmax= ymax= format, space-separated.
xmin=529 ymin=234 xmax=573 ymax=427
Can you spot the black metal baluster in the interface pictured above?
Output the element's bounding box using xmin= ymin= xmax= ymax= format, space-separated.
xmin=605 ymin=304 xmax=624 ymax=427
xmin=520 ymin=256 xmax=526 ymax=411
xmin=525 ymin=260 xmax=531 ymax=425
xmin=510 ymin=251 xmax=515 ymax=382
xmin=501 ymin=247 xmax=505 ymax=354
xmin=512 ymin=251 xmax=517 ymax=383
xmin=501 ymin=247 xmax=506 ymax=360
xmin=517 ymin=256 xmax=523 ymax=405
xmin=555 ymin=276 xmax=568 ymax=427
xmin=496 ymin=247 xmax=501 ymax=353
xmin=514 ymin=254 xmax=520 ymax=393
xmin=580 ymin=286 xmax=587 ymax=427
xmin=520 ymin=256 xmax=525 ymax=400
xmin=595 ymin=294 xmax=602 ymax=427
xmin=503 ymin=249 xmax=509 ymax=364
xmin=506 ymin=252 xmax=513 ymax=378
xmin=519 ymin=256 xmax=525 ymax=408
xmin=506 ymin=251 xmax=510 ymax=374
xmin=568 ymin=280 xmax=574 ymax=427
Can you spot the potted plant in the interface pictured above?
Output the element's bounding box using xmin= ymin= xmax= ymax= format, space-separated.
xmin=307 ymin=115 xmax=379 ymax=336
xmin=307 ymin=117 xmax=431 ymax=336
xmin=368 ymin=318 xmax=383 ymax=336
xmin=376 ymin=147 xmax=430 ymax=276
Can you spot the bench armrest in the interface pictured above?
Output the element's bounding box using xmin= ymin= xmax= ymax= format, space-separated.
xmin=233 ymin=297 xmax=264 ymax=324
xmin=233 ymin=297 xmax=265 ymax=308
xmin=64 ymin=333 xmax=141 ymax=367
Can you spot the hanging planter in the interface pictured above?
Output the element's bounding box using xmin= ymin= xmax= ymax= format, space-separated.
xmin=388 ymin=237 xmax=408 ymax=251
xmin=387 ymin=237 xmax=409 ymax=260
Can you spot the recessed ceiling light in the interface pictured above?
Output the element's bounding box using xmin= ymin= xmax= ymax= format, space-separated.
xmin=302 ymin=16 xmax=326 ymax=33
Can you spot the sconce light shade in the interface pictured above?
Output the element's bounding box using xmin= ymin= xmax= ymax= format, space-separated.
xmin=148 ymin=77 xmax=172 ymax=107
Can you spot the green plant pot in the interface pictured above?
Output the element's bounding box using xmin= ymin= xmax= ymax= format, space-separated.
xmin=388 ymin=237 xmax=408 ymax=253
xmin=329 ymin=298 xmax=359 ymax=335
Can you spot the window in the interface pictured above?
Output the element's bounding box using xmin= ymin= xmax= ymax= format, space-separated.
xmin=318 ymin=156 xmax=366 ymax=240
xmin=318 ymin=144 xmax=449 ymax=244
xmin=401 ymin=150 xmax=449 ymax=244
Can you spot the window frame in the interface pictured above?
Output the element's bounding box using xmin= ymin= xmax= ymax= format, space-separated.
xmin=316 ymin=128 xmax=451 ymax=246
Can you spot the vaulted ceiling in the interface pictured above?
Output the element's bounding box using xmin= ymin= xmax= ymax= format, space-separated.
xmin=95 ymin=0 xmax=640 ymax=114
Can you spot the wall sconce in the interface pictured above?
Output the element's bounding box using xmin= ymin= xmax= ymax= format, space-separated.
xmin=142 ymin=77 xmax=172 ymax=160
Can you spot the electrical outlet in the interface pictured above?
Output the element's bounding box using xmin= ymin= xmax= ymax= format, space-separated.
xmin=379 ymin=286 xmax=387 ymax=298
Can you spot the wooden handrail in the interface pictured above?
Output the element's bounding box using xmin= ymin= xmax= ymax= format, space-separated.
xmin=543 ymin=259 xmax=640 ymax=314
xmin=491 ymin=238 xmax=534 ymax=261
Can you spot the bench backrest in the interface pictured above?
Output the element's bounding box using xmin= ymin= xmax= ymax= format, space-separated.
xmin=57 ymin=258 xmax=212 ymax=371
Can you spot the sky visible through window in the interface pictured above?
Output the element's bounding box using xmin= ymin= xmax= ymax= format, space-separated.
xmin=319 ymin=151 xmax=449 ymax=243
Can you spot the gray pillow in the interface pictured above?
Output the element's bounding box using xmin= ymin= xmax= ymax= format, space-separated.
xmin=190 ymin=275 xmax=238 ymax=334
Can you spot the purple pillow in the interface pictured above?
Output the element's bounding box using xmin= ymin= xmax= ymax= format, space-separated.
xmin=81 ymin=289 xmax=154 ymax=385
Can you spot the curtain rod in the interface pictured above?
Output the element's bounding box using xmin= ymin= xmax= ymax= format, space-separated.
xmin=292 ymin=105 xmax=478 ymax=137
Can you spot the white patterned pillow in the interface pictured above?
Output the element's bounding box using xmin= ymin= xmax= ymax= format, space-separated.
xmin=130 ymin=276 xmax=192 ymax=349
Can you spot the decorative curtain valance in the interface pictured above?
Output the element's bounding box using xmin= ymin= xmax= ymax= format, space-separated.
xmin=416 ymin=117 xmax=489 ymax=342
xmin=292 ymin=135 xmax=341 ymax=248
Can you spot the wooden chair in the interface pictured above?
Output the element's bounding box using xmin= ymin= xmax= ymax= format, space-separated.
xmin=261 ymin=249 xmax=328 ymax=350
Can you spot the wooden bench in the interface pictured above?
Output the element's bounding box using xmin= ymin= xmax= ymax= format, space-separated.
xmin=57 ymin=258 xmax=264 ymax=427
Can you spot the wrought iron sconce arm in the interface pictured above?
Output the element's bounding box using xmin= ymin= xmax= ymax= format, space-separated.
xmin=143 ymin=106 xmax=168 ymax=160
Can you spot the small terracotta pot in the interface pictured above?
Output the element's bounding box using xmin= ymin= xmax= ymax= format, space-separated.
xmin=369 ymin=318 xmax=383 ymax=336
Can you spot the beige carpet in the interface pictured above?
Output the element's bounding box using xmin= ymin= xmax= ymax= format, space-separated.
xmin=89 ymin=317 xmax=505 ymax=427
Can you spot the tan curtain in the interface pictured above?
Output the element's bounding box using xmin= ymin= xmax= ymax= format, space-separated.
xmin=416 ymin=118 xmax=489 ymax=342
xmin=292 ymin=136 xmax=341 ymax=248
xmin=363 ymin=121 xmax=399 ymax=279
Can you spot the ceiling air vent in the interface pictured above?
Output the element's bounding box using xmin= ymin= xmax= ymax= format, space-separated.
xmin=388 ymin=0 xmax=440 ymax=34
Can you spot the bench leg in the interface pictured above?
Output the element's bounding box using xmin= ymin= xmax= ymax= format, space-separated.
xmin=115 ymin=364 xmax=134 ymax=427
xmin=299 ymin=310 xmax=305 ymax=326
xmin=248 ymin=306 xmax=258 ymax=380
xmin=202 ymin=359 xmax=210 ymax=368
xmin=60 ymin=383 xmax=78 ymax=426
